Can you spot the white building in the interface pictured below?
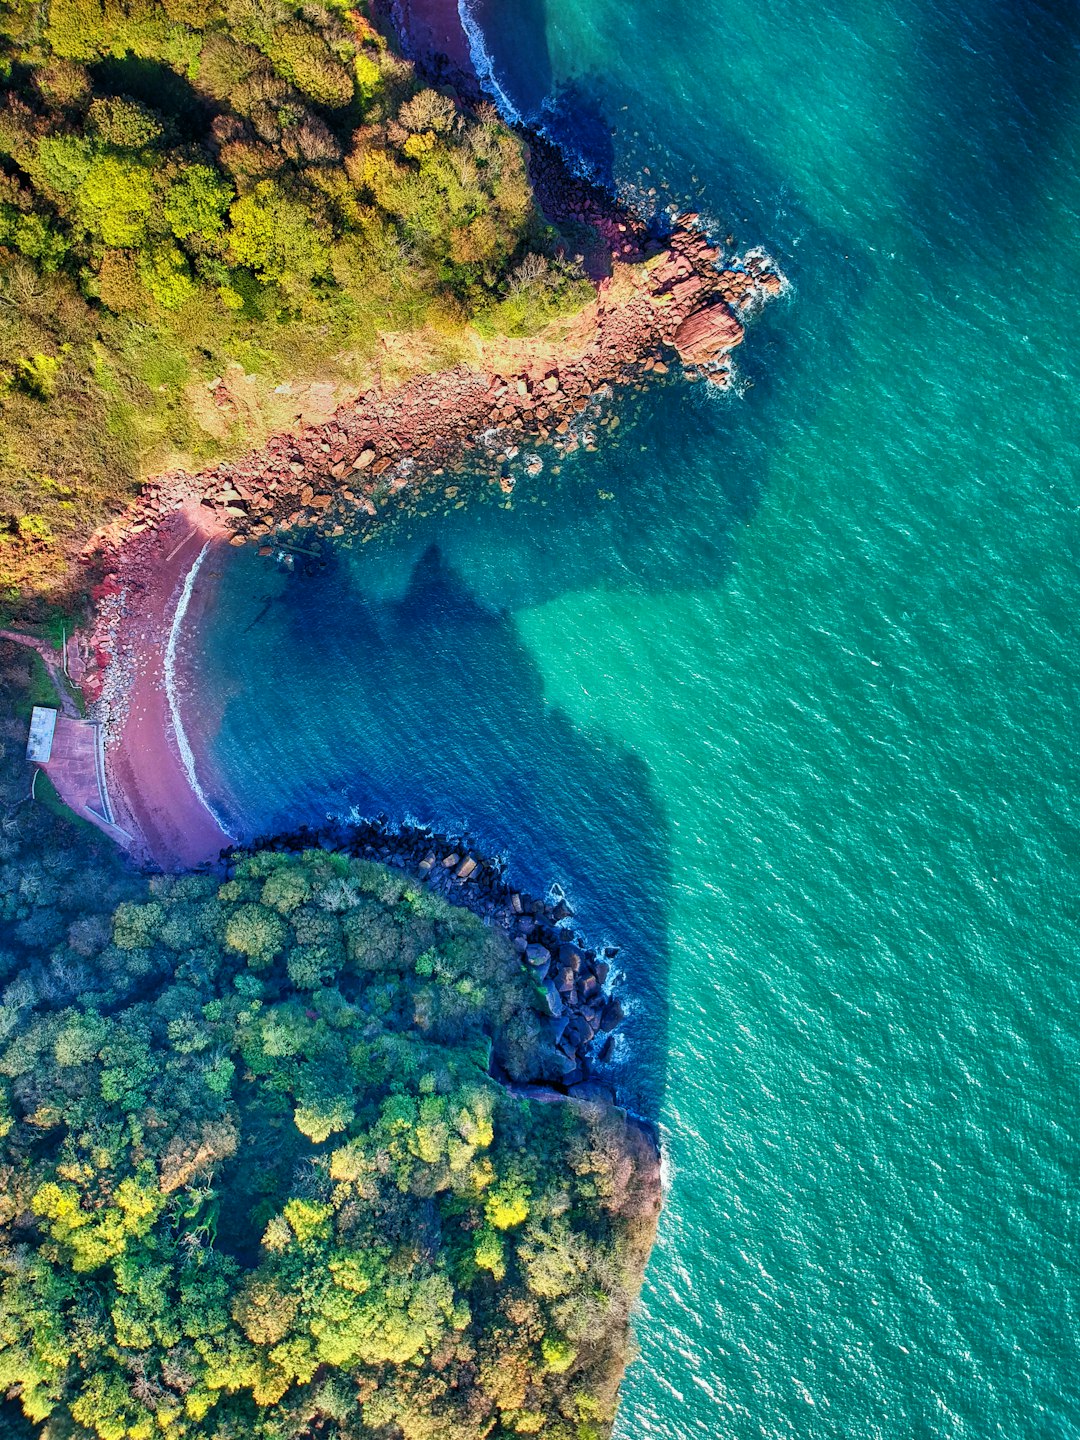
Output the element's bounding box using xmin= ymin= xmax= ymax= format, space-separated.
xmin=26 ymin=706 xmax=58 ymax=763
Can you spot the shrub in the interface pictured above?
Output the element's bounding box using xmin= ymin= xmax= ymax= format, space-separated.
xmin=541 ymin=1334 xmax=577 ymax=1373
xmin=7 ymin=352 xmax=63 ymax=399
xmin=139 ymin=242 xmax=197 ymax=308
xmin=163 ymin=164 xmax=233 ymax=239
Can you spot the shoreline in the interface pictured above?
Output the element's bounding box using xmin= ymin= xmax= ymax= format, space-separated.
xmin=243 ymin=816 xmax=633 ymax=1106
xmin=85 ymin=231 xmax=780 ymax=606
xmin=87 ymin=503 xmax=235 ymax=871
xmin=162 ymin=539 xmax=231 ymax=838
xmin=80 ymin=241 xmax=781 ymax=873
xmin=382 ymin=0 xmax=480 ymax=94
xmin=71 ymin=0 xmax=784 ymax=875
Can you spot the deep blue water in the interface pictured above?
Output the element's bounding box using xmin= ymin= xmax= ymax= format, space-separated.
xmin=186 ymin=0 xmax=1080 ymax=1433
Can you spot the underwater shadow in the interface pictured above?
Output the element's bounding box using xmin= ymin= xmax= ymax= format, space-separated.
xmin=898 ymin=0 xmax=1080 ymax=246
xmin=467 ymin=0 xmax=552 ymax=123
xmin=224 ymin=542 xmax=673 ymax=1118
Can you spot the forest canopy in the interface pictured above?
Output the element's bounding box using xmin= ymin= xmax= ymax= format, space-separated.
xmin=0 ymin=833 xmax=659 ymax=1440
xmin=0 ymin=0 xmax=590 ymax=601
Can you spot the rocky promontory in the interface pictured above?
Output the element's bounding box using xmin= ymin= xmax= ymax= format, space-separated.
xmin=79 ymin=219 xmax=781 ymax=703
xmin=251 ymin=818 xmax=632 ymax=1104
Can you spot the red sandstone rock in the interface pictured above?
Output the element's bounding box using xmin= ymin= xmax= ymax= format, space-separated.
xmin=85 ymin=214 xmax=782 ymax=573
xmin=673 ymin=302 xmax=745 ymax=364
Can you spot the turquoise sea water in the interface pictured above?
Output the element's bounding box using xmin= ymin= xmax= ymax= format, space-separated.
xmin=187 ymin=0 xmax=1080 ymax=1433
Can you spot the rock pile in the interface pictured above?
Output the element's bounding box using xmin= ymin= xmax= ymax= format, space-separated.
xmin=79 ymin=212 xmax=782 ymax=707
xmin=524 ymin=131 xmax=653 ymax=278
xmin=250 ymin=819 xmax=625 ymax=1102
xmin=88 ymin=223 xmax=780 ymax=549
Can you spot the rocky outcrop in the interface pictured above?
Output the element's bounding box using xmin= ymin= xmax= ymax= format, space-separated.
xmin=249 ymin=818 xmax=630 ymax=1096
xmin=79 ymin=222 xmax=782 ymax=706
xmin=673 ymin=300 xmax=745 ymax=364
xmin=83 ymin=226 xmax=779 ymax=561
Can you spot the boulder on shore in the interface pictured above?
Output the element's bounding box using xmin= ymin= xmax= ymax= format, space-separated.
xmin=673 ymin=302 xmax=744 ymax=364
xmin=568 ymin=1080 xmax=617 ymax=1105
xmin=543 ymin=981 xmax=564 ymax=1018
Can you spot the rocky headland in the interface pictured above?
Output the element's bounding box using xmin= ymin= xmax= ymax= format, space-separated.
xmin=250 ymin=817 xmax=632 ymax=1106
xmin=83 ymin=223 xmax=779 ymax=624
xmin=58 ymin=163 xmax=783 ymax=878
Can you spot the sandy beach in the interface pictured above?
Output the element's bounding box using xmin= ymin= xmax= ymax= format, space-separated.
xmin=95 ymin=502 xmax=235 ymax=871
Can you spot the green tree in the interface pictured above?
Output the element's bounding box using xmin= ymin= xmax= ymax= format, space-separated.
xmin=76 ymin=154 xmax=159 ymax=247
xmin=163 ymin=164 xmax=233 ymax=240
xmin=112 ymin=900 xmax=165 ymax=949
xmin=87 ymin=95 xmax=164 ymax=149
xmin=139 ymin=242 xmax=197 ymax=308
xmin=0 ymin=845 xmax=655 ymax=1440
xmin=258 ymin=23 xmax=353 ymax=108
xmin=474 ymin=1225 xmax=506 ymax=1281
xmin=228 ymin=181 xmax=331 ymax=285
xmin=224 ymin=902 xmax=287 ymax=966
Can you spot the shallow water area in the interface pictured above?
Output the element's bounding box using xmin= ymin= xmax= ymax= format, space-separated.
xmin=187 ymin=0 xmax=1080 ymax=1433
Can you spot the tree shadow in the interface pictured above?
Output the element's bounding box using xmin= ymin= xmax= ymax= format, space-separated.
xmin=209 ymin=542 xmax=672 ymax=1117
xmin=90 ymin=56 xmax=210 ymax=142
xmin=0 ymin=1399 xmax=36 ymax=1437
xmin=203 ymin=0 xmax=880 ymax=1129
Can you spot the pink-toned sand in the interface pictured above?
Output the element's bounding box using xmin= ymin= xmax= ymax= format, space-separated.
xmin=101 ymin=503 xmax=234 ymax=871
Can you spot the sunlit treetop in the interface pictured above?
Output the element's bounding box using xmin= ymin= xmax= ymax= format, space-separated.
xmin=0 ymin=848 xmax=658 ymax=1440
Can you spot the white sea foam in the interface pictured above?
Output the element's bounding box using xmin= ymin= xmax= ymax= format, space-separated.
xmin=658 ymin=1134 xmax=672 ymax=1198
xmin=164 ymin=542 xmax=232 ymax=836
xmin=456 ymin=0 xmax=523 ymax=126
